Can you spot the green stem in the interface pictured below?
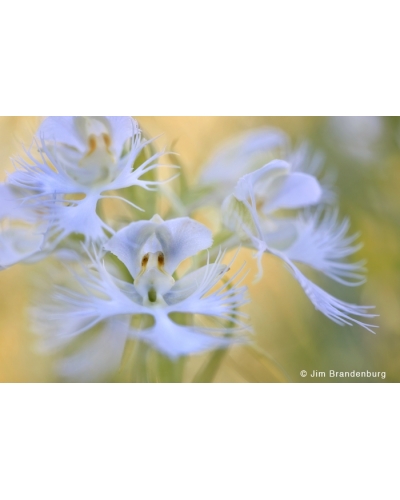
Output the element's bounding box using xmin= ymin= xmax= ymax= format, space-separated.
xmin=155 ymin=353 xmax=185 ymax=383
xmin=129 ymin=340 xmax=150 ymax=382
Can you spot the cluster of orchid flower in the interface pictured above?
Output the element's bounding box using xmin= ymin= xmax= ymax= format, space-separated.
xmin=0 ymin=117 xmax=377 ymax=381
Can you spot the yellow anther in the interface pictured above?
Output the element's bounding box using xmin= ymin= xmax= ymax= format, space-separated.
xmin=141 ymin=253 xmax=149 ymax=267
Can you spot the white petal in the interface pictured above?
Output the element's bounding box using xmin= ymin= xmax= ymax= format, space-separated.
xmin=38 ymin=116 xmax=140 ymax=159
xmin=221 ymin=194 xmax=258 ymax=241
xmin=0 ymin=184 xmax=40 ymax=224
xmin=107 ymin=116 xmax=140 ymax=158
xmin=249 ymin=234 xmax=377 ymax=333
xmin=0 ymin=227 xmax=43 ymax=269
xmin=261 ymin=172 xmax=322 ymax=213
xmin=260 ymin=219 xmax=298 ymax=250
xmin=8 ymin=145 xmax=125 ymax=244
xmin=155 ymin=217 xmax=212 ymax=274
xmin=31 ymin=251 xmax=146 ymax=350
xmin=234 ymin=159 xmax=290 ymax=202
xmin=104 ymin=220 xmax=161 ymax=278
xmin=56 ymin=315 xmax=131 ymax=382
xmin=42 ymin=193 xmax=112 ymax=245
xmin=283 ymin=210 xmax=366 ymax=285
xmin=37 ymin=117 xmax=86 ymax=152
xmin=165 ymin=253 xmax=250 ymax=335
xmin=284 ymin=257 xmax=378 ymax=333
xmin=168 ymin=278 xmax=249 ymax=326
xmin=0 ymin=184 xmax=19 ymax=218
xmin=233 ymin=160 xmax=322 ymax=213
xmin=164 ymin=263 xmax=227 ymax=304
xmin=113 ymin=277 xmax=144 ymax=304
xmin=133 ymin=313 xmax=236 ymax=359
xmin=104 ymin=216 xmax=213 ymax=278
xmin=31 ymin=246 xmax=250 ymax=366
xmin=7 ymin=149 xmax=86 ymax=195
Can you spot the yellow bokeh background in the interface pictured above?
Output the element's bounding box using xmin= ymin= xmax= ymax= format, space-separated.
xmin=1 ymin=116 xmax=399 ymax=382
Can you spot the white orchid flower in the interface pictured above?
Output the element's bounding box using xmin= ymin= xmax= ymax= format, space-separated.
xmin=222 ymin=160 xmax=377 ymax=332
xmin=32 ymin=215 xmax=249 ymax=380
xmin=198 ymin=127 xmax=334 ymax=206
xmin=222 ymin=159 xmax=322 ymax=248
xmin=5 ymin=116 xmax=174 ymax=248
xmin=196 ymin=127 xmax=287 ymax=208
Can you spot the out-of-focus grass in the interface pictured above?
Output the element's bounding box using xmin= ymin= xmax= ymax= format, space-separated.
xmin=1 ymin=116 xmax=399 ymax=382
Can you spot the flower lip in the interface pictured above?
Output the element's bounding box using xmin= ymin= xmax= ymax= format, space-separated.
xmin=32 ymin=246 xmax=250 ymax=365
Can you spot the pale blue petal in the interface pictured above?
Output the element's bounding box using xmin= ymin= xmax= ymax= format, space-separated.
xmin=164 ymin=253 xmax=250 ymax=335
xmin=0 ymin=227 xmax=44 ymax=269
xmin=285 ymin=258 xmax=378 ymax=333
xmin=32 ymin=251 xmax=147 ymax=351
xmin=45 ymin=193 xmax=111 ymax=244
xmin=233 ymin=159 xmax=322 ymax=213
xmin=37 ymin=117 xmax=86 ymax=152
xmin=104 ymin=220 xmax=160 ymax=278
xmin=260 ymin=172 xmax=322 ymax=213
xmin=38 ymin=116 xmax=140 ymax=159
xmin=56 ymin=315 xmax=131 ymax=382
xmin=155 ymin=217 xmax=213 ymax=274
xmin=248 ymin=231 xmax=378 ymax=333
xmin=106 ymin=116 xmax=140 ymax=158
xmin=164 ymin=263 xmax=227 ymax=304
xmin=283 ymin=210 xmax=367 ymax=285
xmin=234 ymin=159 xmax=290 ymax=202
xmin=0 ymin=184 xmax=27 ymax=219
xmin=260 ymin=220 xmax=298 ymax=250
xmin=104 ymin=216 xmax=213 ymax=277
xmin=132 ymin=314 xmax=237 ymax=359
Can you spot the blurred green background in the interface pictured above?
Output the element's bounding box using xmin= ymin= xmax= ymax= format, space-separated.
xmin=0 ymin=116 xmax=399 ymax=382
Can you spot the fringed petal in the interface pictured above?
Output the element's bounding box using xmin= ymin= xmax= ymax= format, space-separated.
xmin=283 ymin=210 xmax=367 ymax=285
xmin=132 ymin=314 xmax=237 ymax=360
